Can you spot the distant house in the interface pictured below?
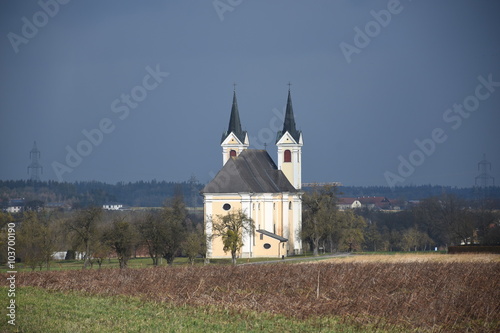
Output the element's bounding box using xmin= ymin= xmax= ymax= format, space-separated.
xmin=52 ymin=251 xmax=85 ymax=260
xmin=387 ymin=199 xmax=405 ymax=211
xmin=338 ymin=198 xmax=362 ymax=210
xmin=338 ymin=196 xmax=395 ymax=210
xmin=5 ymin=198 xmax=25 ymax=213
xmin=52 ymin=252 xmax=67 ymax=260
xmin=357 ymin=197 xmax=393 ymax=210
xmin=103 ymin=203 xmax=128 ymax=211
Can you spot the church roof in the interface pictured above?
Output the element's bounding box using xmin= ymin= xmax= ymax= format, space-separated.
xmin=221 ymin=91 xmax=247 ymax=144
xmin=276 ymin=89 xmax=301 ymax=143
xmin=202 ymin=149 xmax=297 ymax=193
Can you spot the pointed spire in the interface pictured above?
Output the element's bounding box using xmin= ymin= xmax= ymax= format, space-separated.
xmin=277 ymin=88 xmax=301 ymax=143
xmin=228 ymin=91 xmax=243 ymax=135
xmin=221 ymin=90 xmax=247 ymax=143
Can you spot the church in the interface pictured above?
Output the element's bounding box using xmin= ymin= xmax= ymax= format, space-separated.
xmin=201 ymin=88 xmax=303 ymax=258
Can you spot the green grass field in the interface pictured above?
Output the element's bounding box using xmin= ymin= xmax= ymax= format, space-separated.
xmin=0 ymin=287 xmax=402 ymax=333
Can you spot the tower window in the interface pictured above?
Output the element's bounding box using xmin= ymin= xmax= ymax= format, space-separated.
xmin=284 ymin=150 xmax=291 ymax=162
xmin=230 ymin=150 xmax=237 ymax=157
xmin=223 ymin=203 xmax=231 ymax=211
xmin=289 ymin=201 xmax=292 ymax=210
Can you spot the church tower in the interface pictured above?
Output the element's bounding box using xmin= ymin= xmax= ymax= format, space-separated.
xmin=276 ymin=88 xmax=303 ymax=189
xmin=221 ymin=90 xmax=249 ymax=165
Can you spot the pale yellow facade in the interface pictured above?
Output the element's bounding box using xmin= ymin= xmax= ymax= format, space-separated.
xmin=204 ymin=192 xmax=302 ymax=258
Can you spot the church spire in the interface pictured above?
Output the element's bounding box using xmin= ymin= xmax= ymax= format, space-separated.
xmin=221 ymin=88 xmax=249 ymax=165
xmin=276 ymin=86 xmax=303 ymax=190
xmin=222 ymin=90 xmax=247 ymax=143
xmin=277 ymin=88 xmax=301 ymax=143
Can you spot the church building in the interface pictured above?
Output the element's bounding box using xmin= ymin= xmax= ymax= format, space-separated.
xmin=201 ymin=88 xmax=303 ymax=258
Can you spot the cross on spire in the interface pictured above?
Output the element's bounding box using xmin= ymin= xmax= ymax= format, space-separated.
xmin=287 ymin=81 xmax=292 ymax=91
xmin=233 ymin=82 xmax=237 ymax=92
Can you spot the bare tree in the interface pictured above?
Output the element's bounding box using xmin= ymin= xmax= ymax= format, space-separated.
xmin=161 ymin=195 xmax=188 ymax=265
xmin=17 ymin=211 xmax=58 ymax=270
xmin=336 ymin=210 xmax=366 ymax=252
xmin=414 ymin=194 xmax=475 ymax=246
xmin=137 ymin=211 xmax=164 ymax=266
xmin=137 ymin=196 xmax=189 ymax=266
xmin=302 ymin=185 xmax=338 ymax=256
xmin=66 ymin=207 xmax=102 ymax=269
xmin=102 ymin=218 xmax=135 ymax=269
xmin=17 ymin=212 xmax=45 ymax=270
xmin=211 ymin=210 xmax=254 ymax=265
xmin=182 ymin=222 xmax=206 ymax=265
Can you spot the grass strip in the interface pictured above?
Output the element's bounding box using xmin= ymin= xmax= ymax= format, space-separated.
xmin=0 ymin=286 xmax=408 ymax=333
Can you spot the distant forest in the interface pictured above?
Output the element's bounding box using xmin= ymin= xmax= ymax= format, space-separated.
xmin=337 ymin=185 xmax=500 ymax=201
xmin=0 ymin=180 xmax=499 ymax=208
xmin=0 ymin=180 xmax=204 ymax=208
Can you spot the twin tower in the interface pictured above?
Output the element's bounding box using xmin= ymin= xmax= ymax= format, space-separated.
xmin=220 ymin=89 xmax=303 ymax=190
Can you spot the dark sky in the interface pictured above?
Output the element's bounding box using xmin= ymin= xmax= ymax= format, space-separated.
xmin=1 ymin=0 xmax=499 ymax=187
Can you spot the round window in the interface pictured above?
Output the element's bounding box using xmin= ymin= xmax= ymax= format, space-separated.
xmin=263 ymin=243 xmax=271 ymax=249
xmin=223 ymin=203 xmax=231 ymax=211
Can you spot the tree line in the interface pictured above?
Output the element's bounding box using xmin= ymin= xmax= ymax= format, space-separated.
xmin=0 ymin=194 xmax=261 ymax=269
xmin=2 ymin=179 xmax=499 ymax=210
xmin=0 ymin=195 xmax=206 ymax=270
xmin=301 ymin=186 xmax=500 ymax=255
xmin=1 ymin=185 xmax=499 ymax=269
xmin=0 ymin=179 xmax=204 ymax=208
xmin=338 ymin=184 xmax=500 ymax=202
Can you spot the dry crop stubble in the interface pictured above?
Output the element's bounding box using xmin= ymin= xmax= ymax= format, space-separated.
xmin=319 ymin=253 xmax=500 ymax=264
xmin=6 ymin=257 xmax=500 ymax=332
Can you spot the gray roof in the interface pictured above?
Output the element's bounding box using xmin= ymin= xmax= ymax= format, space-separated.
xmin=256 ymin=229 xmax=288 ymax=242
xmin=202 ymin=149 xmax=297 ymax=194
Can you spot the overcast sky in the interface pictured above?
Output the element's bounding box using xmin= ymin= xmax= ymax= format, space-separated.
xmin=1 ymin=0 xmax=499 ymax=187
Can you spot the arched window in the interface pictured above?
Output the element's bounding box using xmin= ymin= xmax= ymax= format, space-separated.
xmin=284 ymin=150 xmax=291 ymax=162
xmin=230 ymin=150 xmax=237 ymax=157
xmin=289 ymin=201 xmax=292 ymax=210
